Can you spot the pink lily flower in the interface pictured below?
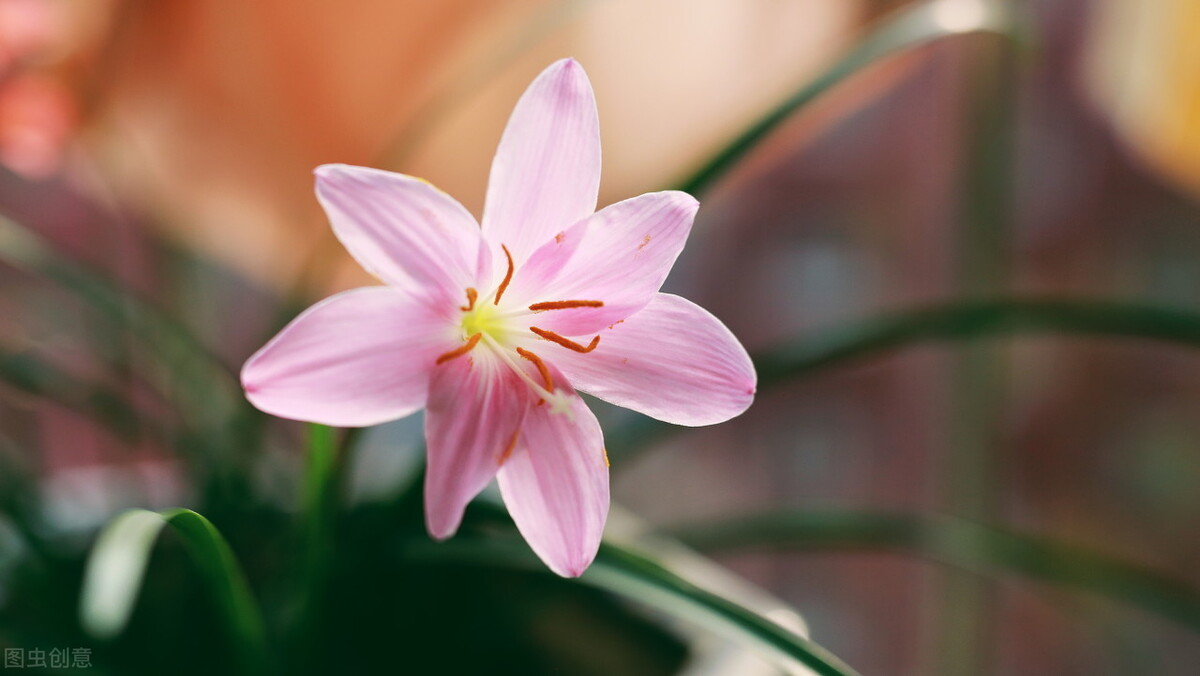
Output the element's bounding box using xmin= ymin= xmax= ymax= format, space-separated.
xmin=241 ymin=59 xmax=755 ymax=577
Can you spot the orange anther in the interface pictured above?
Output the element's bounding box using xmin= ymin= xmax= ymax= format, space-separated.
xmin=460 ymin=287 xmax=478 ymax=312
xmin=528 ymin=300 xmax=604 ymax=312
xmin=435 ymin=332 xmax=482 ymax=364
xmin=516 ymin=347 xmax=555 ymax=390
xmin=494 ymin=244 xmax=514 ymax=305
xmin=529 ymin=327 xmax=600 ymax=353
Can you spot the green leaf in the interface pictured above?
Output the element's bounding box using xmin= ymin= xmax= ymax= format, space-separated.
xmin=589 ymin=542 xmax=861 ymax=676
xmin=0 ymin=346 xmax=151 ymax=443
xmin=0 ymin=214 xmax=239 ymax=422
xmin=80 ymin=508 xmax=269 ymax=674
xmin=754 ymin=298 xmax=1200 ymax=388
xmin=401 ymin=532 xmax=862 ymax=676
xmin=668 ymin=510 xmax=1200 ymax=633
xmin=675 ymin=0 xmax=1022 ymax=195
xmin=610 ymin=298 xmax=1200 ymax=457
xmin=0 ymin=213 xmax=250 ymax=482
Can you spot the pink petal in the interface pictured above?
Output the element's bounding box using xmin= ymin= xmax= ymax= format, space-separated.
xmin=551 ymin=293 xmax=756 ymax=426
xmin=242 ymin=287 xmax=454 ymax=427
xmin=511 ymin=191 xmax=698 ymax=336
xmin=497 ymin=379 xmax=608 ymax=578
xmin=501 ymin=221 xmax=585 ymax=302
xmin=424 ymin=353 xmax=527 ymax=539
xmin=481 ymin=58 xmax=600 ymax=268
xmin=315 ymin=164 xmax=488 ymax=308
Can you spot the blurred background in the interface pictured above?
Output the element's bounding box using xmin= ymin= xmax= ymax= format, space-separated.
xmin=0 ymin=0 xmax=1198 ymax=674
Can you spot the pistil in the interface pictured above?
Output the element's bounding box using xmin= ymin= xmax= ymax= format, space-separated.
xmin=479 ymin=333 xmax=573 ymax=417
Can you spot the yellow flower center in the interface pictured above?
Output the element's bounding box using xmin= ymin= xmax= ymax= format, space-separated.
xmin=461 ymin=299 xmax=509 ymax=346
xmin=432 ymin=242 xmax=606 ymax=419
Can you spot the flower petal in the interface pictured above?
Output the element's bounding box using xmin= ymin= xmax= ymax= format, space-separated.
xmin=497 ymin=382 xmax=608 ymax=578
xmin=242 ymin=287 xmax=455 ymax=427
xmin=315 ymin=164 xmax=488 ymax=307
xmin=511 ymin=191 xmax=698 ymax=336
xmin=424 ymin=353 xmax=528 ymax=539
xmin=551 ymin=293 xmax=756 ymax=426
xmin=481 ymin=58 xmax=600 ymax=268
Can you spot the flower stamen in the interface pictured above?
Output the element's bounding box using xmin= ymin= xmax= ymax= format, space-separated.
xmin=530 ymin=326 xmax=600 ymax=353
xmin=494 ymin=244 xmax=514 ymax=305
xmin=460 ymin=287 xmax=478 ymax=312
xmin=435 ymin=332 xmax=483 ymax=364
xmin=516 ymin=347 xmax=555 ymax=390
xmin=478 ymin=333 xmax=572 ymax=416
xmin=529 ymin=300 xmax=604 ymax=312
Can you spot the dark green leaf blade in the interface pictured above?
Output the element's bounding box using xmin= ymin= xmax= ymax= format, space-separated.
xmin=675 ymin=0 xmax=1021 ymax=195
xmin=80 ymin=508 xmax=269 ymax=675
xmin=669 ymin=510 xmax=1200 ymax=633
xmin=401 ymin=531 xmax=862 ymax=676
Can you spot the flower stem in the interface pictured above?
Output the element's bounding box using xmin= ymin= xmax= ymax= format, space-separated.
xmin=931 ymin=27 xmax=1020 ymax=676
xmin=287 ymin=423 xmax=353 ymax=669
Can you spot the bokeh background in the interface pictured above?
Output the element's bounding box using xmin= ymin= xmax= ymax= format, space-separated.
xmin=1 ymin=0 xmax=1198 ymax=674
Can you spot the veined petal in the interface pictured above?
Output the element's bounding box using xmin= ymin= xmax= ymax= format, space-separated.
xmin=552 ymin=293 xmax=755 ymax=426
xmin=242 ymin=287 xmax=455 ymax=427
xmin=501 ymin=223 xmax=585 ymax=304
xmin=424 ymin=353 xmax=527 ymax=539
xmin=512 ymin=191 xmax=698 ymax=336
xmin=497 ymin=377 xmax=608 ymax=578
xmin=482 ymin=58 xmax=600 ymax=268
xmin=315 ymin=164 xmax=488 ymax=308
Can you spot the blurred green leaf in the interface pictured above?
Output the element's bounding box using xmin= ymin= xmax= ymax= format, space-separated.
xmin=80 ymin=508 xmax=269 ymax=675
xmin=676 ymin=0 xmax=1021 ymax=195
xmin=0 ymin=213 xmax=253 ymax=488
xmin=668 ymin=510 xmax=1200 ymax=633
xmin=610 ymin=298 xmax=1200 ymax=457
xmin=80 ymin=511 xmax=167 ymax=640
xmin=754 ymin=298 xmax=1200 ymax=388
xmin=0 ymin=345 xmax=153 ymax=443
xmin=401 ymin=531 xmax=862 ymax=676
xmin=589 ymin=542 xmax=860 ymax=676
xmin=0 ymin=215 xmax=238 ymax=418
